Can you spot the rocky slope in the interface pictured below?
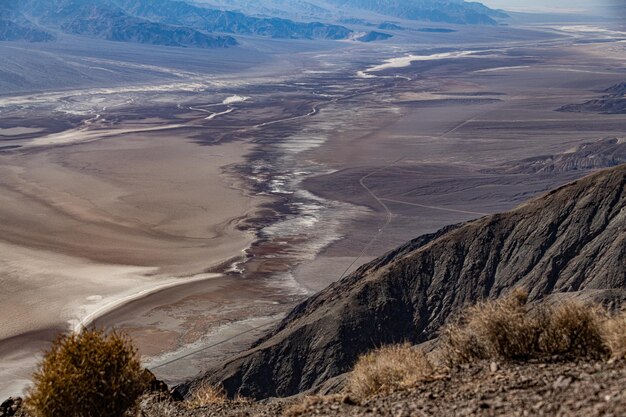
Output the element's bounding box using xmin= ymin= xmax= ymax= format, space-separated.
xmin=0 ymin=3 xmax=53 ymax=42
xmin=10 ymin=0 xmax=354 ymax=49
xmin=559 ymin=82 xmax=626 ymax=115
xmin=487 ymin=137 xmax=626 ymax=175
xmin=18 ymin=0 xmax=238 ymax=48
xmin=195 ymin=164 xmax=626 ymax=399
xmin=284 ymin=360 xmax=626 ymax=417
xmin=131 ymin=360 xmax=626 ymax=417
xmin=114 ymin=0 xmax=352 ymax=40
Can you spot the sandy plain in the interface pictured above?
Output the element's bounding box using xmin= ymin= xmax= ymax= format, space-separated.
xmin=0 ymin=121 xmax=261 ymax=396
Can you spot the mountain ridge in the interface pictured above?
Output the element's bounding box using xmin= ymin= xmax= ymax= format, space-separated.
xmin=192 ymin=164 xmax=626 ymax=399
xmin=18 ymin=0 xmax=239 ymax=48
xmin=8 ymin=0 xmax=355 ymax=48
xmin=0 ymin=3 xmax=54 ymax=42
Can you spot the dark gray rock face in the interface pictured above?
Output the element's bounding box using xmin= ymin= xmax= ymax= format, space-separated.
xmin=0 ymin=397 xmax=22 ymax=417
xmin=201 ymin=165 xmax=626 ymax=399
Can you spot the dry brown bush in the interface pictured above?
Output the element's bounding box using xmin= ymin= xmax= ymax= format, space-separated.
xmin=603 ymin=310 xmax=626 ymax=359
xmin=440 ymin=290 xmax=608 ymax=365
xmin=539 ymin=302 xmax=607 ymax=358
xmin=347 ymin=343 xmax=435 ymax=401
xmin=440 ymin=289 xmax=540 ymax=363
xmin=185 ymin=382 xmax=228 ymax=409
xmin=25 ymin=329 xmax=147 ymax=417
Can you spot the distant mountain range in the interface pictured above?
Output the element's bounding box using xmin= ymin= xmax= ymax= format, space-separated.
xmin=113 ymin=0 xmax=352 ymax=40
xmin=325 ymin=0 xmax=507 ymax=25
xmin=3 ymin=0 xmax=352 ymax=48
xmin=202 ymin=0 xmax=508 ymax=25
xmin=0 ymin=3 xmax=54 ymax=42
xmin=0 ymin=0 xmax=507 ymax=48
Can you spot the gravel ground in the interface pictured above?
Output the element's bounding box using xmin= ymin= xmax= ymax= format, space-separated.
xmin=288 ymin=360 xmax=626 ymax=417
xmin=10 ymin=360 xmax=624 ymax=417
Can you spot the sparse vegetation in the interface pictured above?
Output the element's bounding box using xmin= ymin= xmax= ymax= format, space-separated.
xmin=25 ymin=329 xmax=147 ymax=417
xmin=19 ymin=294 xmax=626 ymax=416
xmin=539 ymin=301 xmax=606 ymax=358
xmin=340 ymin=291 xmax=626 ymax=403
xmin=440 ymin=290 xmax=608 ymax=365
xmin=347 ymin=343 xmax=435 ymax=401
xmin=440 ymin=289 xmax=540 ymax=363
xmin=603 ymin=311 xmax=626 ymax=360
xmin=185 ymin=381 xmax=228 ymax=409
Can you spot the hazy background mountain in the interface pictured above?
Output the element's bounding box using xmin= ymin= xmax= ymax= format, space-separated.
xmin=198 ymin=0 xmax=508 ymax=25
xmin=8 ymin=0 xmax=354 ymax=48
xmin=0 ymin=0 xmax=511 ymax=48
xmin=17 ymin=0 xmax=239 ymax=48
xmin=112 ymin=0 xmax=352 ymax=40
xmin=192 ymin=0 xmax=336 ymax=21
xmin=324 ymin=0 xmax=507 ymax=25
xmin=483 ymin=0 xmax=624 ymax=18
xmin=0 ymin=2 xmax=54 ymax=42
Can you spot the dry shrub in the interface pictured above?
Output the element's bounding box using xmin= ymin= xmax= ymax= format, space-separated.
xmin=347 ymin=343 xmax=434 ymax=401
xmin=440 ymin=290 xmax=608 ymax=365
xmin=440 ymin=289 xmax=540 ymax=364
xmin=539 ymin=302 xmax=606 ymax=358
xmin=185 ymin=381 xmax=227 ymax=409
xmin=26 ymin=329 xmax=147 ymax=417
xmin=602 ymin=310 xmax=626 ymax=359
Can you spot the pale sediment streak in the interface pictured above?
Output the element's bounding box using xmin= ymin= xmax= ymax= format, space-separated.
xmin=222 ymin=95 xmax=250 ymax=105
xmin=70 ymin=273 xmax=222 ymax=333
xmin=358 ymin=50 xmax=480 ymax=78
xmin=248 ymin=104 xmax=375 ymax=295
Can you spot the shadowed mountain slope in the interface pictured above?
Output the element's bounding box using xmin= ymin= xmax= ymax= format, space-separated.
xmin=198 ymin=164 xmax=626 ymax=399
xmin=114 ymin=0 xmax=352 ymax=40
xmin=0 ymin=3 xmax=54 ymax=42
xmin=10 ymin=0 xmax=353 ymax=49
xmin=559 ymin=82 xmax=626 ymax=115
xmin=18 ymin=0 xmax=238 ymax=48
xmin=487 ymin=137 xmax=626 ymax=175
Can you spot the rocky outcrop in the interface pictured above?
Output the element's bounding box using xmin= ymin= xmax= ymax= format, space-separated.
xmin=486 ymin=137 xmax=626 ymax=175
xmin=559 ymin=82 xmax=626 ymax=114
xmin=198 ymin=164 xmax=626 ymax=399
xmin=0 ymin=397 xmax=22 ymax=417
xmin=356 ymin=31 xmax=393 ymax=42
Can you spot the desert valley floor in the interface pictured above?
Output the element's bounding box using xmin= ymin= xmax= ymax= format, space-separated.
xmin=0 ymin=19 xmax=625 ymax=398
